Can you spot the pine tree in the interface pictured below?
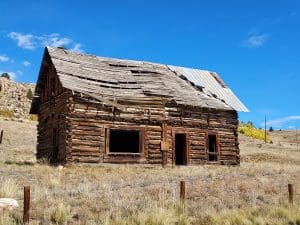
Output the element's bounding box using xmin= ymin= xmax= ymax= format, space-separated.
xmin=0 ymin=72 xmax=10 ymax=80
xmin=27 ymin=89 xmax=33 ymax=100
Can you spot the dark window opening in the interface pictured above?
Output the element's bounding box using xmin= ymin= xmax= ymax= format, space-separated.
xmin=208 ymin=134 xmax=217 ymax=161
xmin=109 ymin=130 xmax=140 ymax=153
xmin=175 ymin=133 xmax=186 ymax=165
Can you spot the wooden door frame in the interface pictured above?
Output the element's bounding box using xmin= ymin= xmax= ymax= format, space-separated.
xmin=172 ymin=128 xmax=189 ymax=165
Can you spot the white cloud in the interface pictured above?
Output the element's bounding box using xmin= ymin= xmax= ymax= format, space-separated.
xmin=0 ymin=55 xmax=10 ymax=62
xmin=8 ymin=31 xmax=83 ymax=51
xmin=243 ymin=34 xmax=268 ymax=48
xmin=261 ymin=116 xmax=300 ymax=128
xmin=70 ymin=43 xmax=84 ymax=53
xmin=8 ymin=32 xmax=36 ymax=50
xmin=39 ymin=33 xmax=72 ymax=47
xmin=23 ymin=61 xmax=31 ymax=67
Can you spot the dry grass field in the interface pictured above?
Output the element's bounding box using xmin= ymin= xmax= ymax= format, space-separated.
xmin=0 ymin=118 xmax=300 ymax=225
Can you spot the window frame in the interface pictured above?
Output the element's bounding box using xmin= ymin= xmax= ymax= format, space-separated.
xmin=206 ymin=132 xmax=219 ymax=162
xmin=105 ymin=127 xmax=145 ymax=156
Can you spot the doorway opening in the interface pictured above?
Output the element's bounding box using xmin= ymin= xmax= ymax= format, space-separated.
xmin=175 ymin=133 xmax=187 ymax=165
xmin=208 ymin=134 xmax=217 ymax=161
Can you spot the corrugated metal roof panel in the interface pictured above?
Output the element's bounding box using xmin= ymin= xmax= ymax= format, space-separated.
xmin=168 ymin=65 xmax=249 ymax=112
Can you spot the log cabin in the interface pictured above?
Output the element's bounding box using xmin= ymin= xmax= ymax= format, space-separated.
xmin=30 ymin=46 xmax=248 ymax=165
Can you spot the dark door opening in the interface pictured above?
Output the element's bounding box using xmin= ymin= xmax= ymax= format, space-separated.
xmin=208 ymin=134 xmax=217 ymax=161
xmin=175 ymin=133 xmax=187 ymax=165
xmin=109 ymin=130 xmax=140 ymax=153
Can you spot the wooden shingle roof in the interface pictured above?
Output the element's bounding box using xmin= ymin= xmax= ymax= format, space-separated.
xmin=31 ymin=46 xmax=244 ymax=113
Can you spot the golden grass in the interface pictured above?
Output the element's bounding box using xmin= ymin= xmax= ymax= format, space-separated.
xmin=0 ymin=161 xmax=298 ymax=224
xmin=0 ymin=109 xmax=13 ymax=118
xmin=0 ymin=178 xmax=18 ymax=198
xmin=194 ymin=206 xmax=300 ymax=225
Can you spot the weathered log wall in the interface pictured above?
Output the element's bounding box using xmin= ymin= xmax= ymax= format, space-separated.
xmin=65 ymin=94 xmax=239 ymax=165
xmin=36 ymin=60 xmax=70 ymax=162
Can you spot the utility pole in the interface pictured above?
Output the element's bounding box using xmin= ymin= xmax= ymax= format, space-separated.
xmin=264 ymin=115 xmax=267 ymax=144
xmin=296 ymin=127 xmax=298 ymax=151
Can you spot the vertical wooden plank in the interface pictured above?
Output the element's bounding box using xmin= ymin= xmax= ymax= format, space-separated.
xmin=161 ymin=122 xmax=168 ymax=167
xmin=99 ymin=128 xmax=105 ymax=163
xmin=180 ymin=181 xmax=185 ymax=206
xmin=23 ymin=186 xmax=30 ymax=224
xmin=185 ymin=133 xmax=189 ymax=165
xmin=162 ymin=122 xmax=168 ymax=141
xmin=216 ymin=133 xmax=220 ymax=161
xmin=264 ymin=115 xmax=267 ymax=144
xmin=105 ymin=128 xmax=110 ymax=155
xmin=171 ymin=128 xmax=175 ymax=167
xmin=140 ymin=128 xmax=146 ymax=158
xmin=288 ymin=184 xmax=293 ymax=205
xmin=205 ymin=132 xmax=209 ymax=161
xmin=0 ymin=130 xmax=3 ymax=144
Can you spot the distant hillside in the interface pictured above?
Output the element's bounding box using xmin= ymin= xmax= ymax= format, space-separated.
xmin=0 ymin=77 xmax=35 ymax=120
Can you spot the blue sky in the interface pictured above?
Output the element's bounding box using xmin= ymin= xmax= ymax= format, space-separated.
xmin=0 ymin=0 xmax=299 ymax=129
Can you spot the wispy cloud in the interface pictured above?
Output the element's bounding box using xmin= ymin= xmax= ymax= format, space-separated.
xmin=242 ymin=33 xmax=268 ymax=48
xmin=70 ymin=43 xmax=84 ymax=53
xmin=41 ymin=33 xmax=72 ymax=47
xmin=23 ymin=60 xmax=31 ymax=67
xmin=261 ymin=115 xmax=300 ymax=128
xmin=0 ymin=55 xmax=10 ymax=62
xmin=7 ymin=32 xmax=83 ymax=52
xmin=8 ymin=32 xmax=36 ymax=50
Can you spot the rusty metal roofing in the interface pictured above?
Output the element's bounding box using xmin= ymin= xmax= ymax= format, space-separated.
xmin=168 ymin=65 xmax=249 ymax=112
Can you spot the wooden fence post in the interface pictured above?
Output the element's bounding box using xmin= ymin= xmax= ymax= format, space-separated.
xmin=180 ymin=181 xmax=186 ymax=207
xmin=288 ymin=184 xmax=293 ymax=205
xmin=23 ymin=186 xmax=30 ymax=224
xmin=0 ymin=130 xmax=3 ymax=144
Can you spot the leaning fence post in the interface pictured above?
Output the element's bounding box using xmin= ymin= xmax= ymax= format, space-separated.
xmin=23 ymin=186 xmax=30 ymax=224
xmin=288 ymin=184 xmax=293 ymax=205
xmin=0 ymin=130 xmax=3 ymax=144
xmin=180 ymin=181 xmax=186 ymax=208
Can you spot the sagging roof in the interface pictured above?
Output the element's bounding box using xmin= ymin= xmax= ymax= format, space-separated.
xmin=31 ymin=46 xmax=248 ymax=113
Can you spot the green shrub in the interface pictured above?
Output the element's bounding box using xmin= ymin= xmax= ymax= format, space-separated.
xmin=29 ymin=114 xmax=38 ymax=121
xmin=50 ymin=203 xmax=70 ymax=225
